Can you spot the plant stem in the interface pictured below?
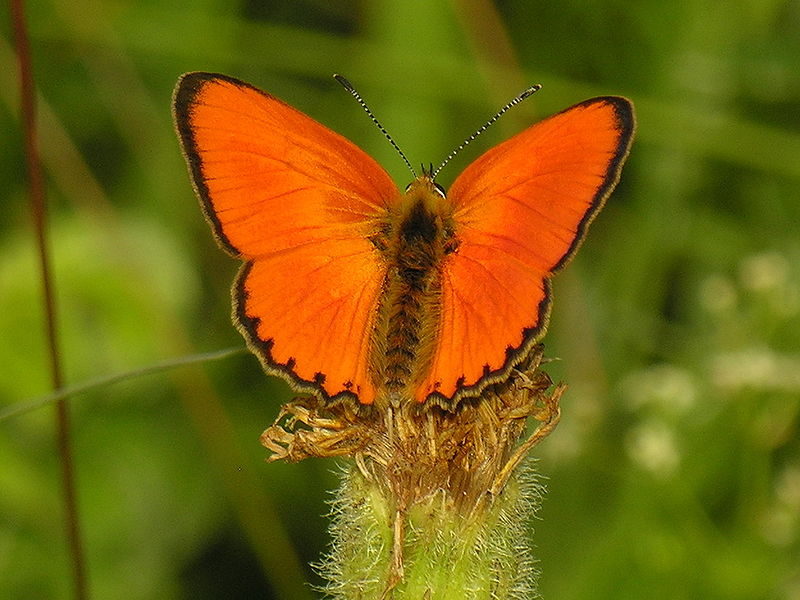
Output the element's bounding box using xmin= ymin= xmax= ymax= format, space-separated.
xmin=322 ymin=462 xmax=542 ymax=600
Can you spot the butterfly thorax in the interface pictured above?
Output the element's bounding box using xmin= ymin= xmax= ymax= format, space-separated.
xmin=370 ymin=176 xmax=458 ymax=407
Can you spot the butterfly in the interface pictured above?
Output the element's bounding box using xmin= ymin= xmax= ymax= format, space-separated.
xmin=173 ymin=72 xmax=634 ymax=409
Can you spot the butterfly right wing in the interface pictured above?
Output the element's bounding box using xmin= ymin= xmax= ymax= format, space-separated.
xmin=173 ymin=73 xmax=399 ymax=404
xmin=419 ymin=97 xmax=635 ymax=404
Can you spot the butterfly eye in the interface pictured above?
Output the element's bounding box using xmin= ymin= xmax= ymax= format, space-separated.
xmin=403 ymin=180 xmax=447 ymax=198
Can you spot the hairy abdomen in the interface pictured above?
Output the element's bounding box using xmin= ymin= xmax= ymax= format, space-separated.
xmin=370 ymin=190 xmax=452 ymax=405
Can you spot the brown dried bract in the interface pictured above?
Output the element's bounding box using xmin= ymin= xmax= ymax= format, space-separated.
xmin=260 ymin=344 xmax=562 ymax=589
xmin=263 ymin=344 xmax=560 ymax=506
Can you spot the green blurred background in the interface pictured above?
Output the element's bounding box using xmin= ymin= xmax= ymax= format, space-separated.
xmin=2 ymin=0 xmax=799 ymax=598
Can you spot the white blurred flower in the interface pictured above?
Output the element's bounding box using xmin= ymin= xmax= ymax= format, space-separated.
xmin=775 ymin=282 xmax=800 ymax=318
xmin=759 ymin=506 xmax=798 ymax=548
xmin=699 ymin=273 xmax=737 ymax=314
xmin=781 ymin=574 xmax=800 ymax=600
xmin=759 ymin=464 xmax=800 ymax=548
xmin=625 ymin=421 xmax=680 ymax=478
xmin=739 ymin=251 xmax=790 ymax=293
xmin=711 ymin=348 xmax=800 ymax=393
xmin=620 ymin=364 xmax=697 ymax=414
xmin=776 ymin=465 xmax=800 ymax=510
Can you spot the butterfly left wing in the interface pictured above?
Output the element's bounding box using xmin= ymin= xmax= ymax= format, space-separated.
xmin=173 ymin=73 xmax=398 ymax=404
xmin=420 ymin=97 xmax=635 ymax=404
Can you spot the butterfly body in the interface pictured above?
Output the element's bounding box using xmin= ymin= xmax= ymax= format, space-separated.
xmin=173 ymin=73 xmax=635 ymax=410
xmin=369 ymin=176 xmax=457 ymax=407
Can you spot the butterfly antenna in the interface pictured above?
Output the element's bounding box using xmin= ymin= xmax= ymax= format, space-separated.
xmin=334 ymin=74 xmax=417 ymax=178
xmin=431 ymin=84 xmax=542 ymax=180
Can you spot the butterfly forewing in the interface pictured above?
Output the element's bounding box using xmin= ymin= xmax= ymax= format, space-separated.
xmin=174 ymin=73 xmax=399 ymax=403
xmin=420 ymin=97 xmax=635 ymax=403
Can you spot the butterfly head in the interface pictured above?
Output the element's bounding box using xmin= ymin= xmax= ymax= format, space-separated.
xmin=396 ymin=175 xmax=459 ymax=256
xmin=405 ymin=172 xmax=446 ymax=198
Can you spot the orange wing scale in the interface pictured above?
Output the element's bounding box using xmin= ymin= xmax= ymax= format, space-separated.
xmin=174 ymin=73 xmax=398 ymax=404
xmin=420 ymin=98 xmax=634 ymax=403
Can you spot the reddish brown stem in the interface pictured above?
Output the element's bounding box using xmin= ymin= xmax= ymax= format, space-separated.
xmin=10 ymin=1 xmax=88 ymax=598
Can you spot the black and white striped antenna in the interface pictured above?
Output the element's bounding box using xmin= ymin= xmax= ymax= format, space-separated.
xmin=335 ymin=75 xmax=541 ymax=183
xmin=334 ymin=74 xmax=417 ymax=178
xmin=431 ymin=84 xmax=541 ymax=180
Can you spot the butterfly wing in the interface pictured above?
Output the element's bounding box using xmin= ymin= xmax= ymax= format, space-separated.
xmin=420 ymin=97 xmax=635 ymax=403
xmin=173 ymin=73 xmax=398 ymax=404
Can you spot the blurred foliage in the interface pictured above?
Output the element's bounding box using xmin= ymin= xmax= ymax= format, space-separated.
xmin=1 ymin=0 xmax=799 ymax=598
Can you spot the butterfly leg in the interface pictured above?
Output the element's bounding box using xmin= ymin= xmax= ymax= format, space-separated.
xmin=260 ymin=396 xmax=369 ymax=462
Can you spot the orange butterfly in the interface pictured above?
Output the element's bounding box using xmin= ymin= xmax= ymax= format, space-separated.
xmin=173 ymin=73 xmax=634 ymax=408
